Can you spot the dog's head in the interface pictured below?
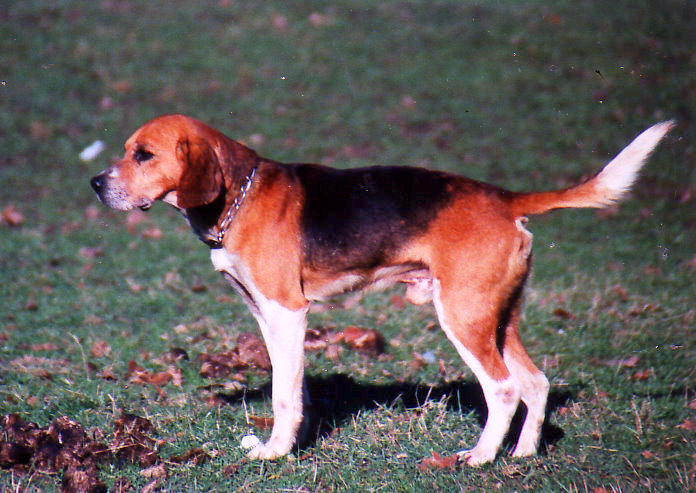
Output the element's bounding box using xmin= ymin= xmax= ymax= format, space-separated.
xmin=90 ymin=114 xmax=254 ymax=211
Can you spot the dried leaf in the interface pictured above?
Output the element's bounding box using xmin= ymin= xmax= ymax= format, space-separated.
xmin=249 ymin=416 xmax=274 ymax=430
xmin=676 ymin=419 xmax=696 ymax=431
xmin=90 ymin=340 xmax=111 ymax=358
xmin=169 ymin=448 xmax=210 ymax=465
xmin=1 ymin=205 xmax=24 ymax=227
xmin=27 ymin=342 xmax=60 ymax=351
xmin=334 ymin=326 xmax=385 ymax=355
xmin=416 ymin=451 xmax=459 ymax=472
xmin=110 ymin=80 xmax=132 ymax=93
xmin=390 ymin=294 xmax=406 ymax=309
xmin=552 ymin=307 xmax=574 ymax=320
xmin=141 ymin=227 xmax=162 ymax=240
xmin=271 ymin=13 xmax=288 ymax=32
xmin=304 ymin=327 xmax=334 ymax=351
xmin=631 ymin=369 xmax=653 ymax=381
xmin=235 ymin=332 xmax=271 ymax=370
xmin=603 ymin=355 xmax=640 ymax=368
xmin=125 ymin=209 xmax=149 ymax=232
xmin=140 ymin=463 xmax=167 ymax=479
xmin=308 ymin=12 xmax=330 ymax=26
xmin=78 ymin=246 xmax=104 ymax=259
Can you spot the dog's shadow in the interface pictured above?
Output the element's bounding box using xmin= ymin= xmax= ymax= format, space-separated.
xmin=222 ymin=373 xmax=572 ymax=455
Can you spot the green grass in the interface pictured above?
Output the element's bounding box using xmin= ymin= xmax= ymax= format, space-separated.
xmin=1 ymin=0 xmax=695 ymax=490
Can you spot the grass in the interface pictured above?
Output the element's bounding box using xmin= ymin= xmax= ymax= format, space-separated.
xmin=1 ymin=0 xmax=695 ymax=490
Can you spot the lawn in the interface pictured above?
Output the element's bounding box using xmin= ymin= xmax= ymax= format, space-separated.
xmin=1 ymin=0 xmax=694 ymax=491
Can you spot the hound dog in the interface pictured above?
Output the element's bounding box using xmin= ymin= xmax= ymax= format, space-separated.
xmin=90 ymin=115 xmax=672 ymax=465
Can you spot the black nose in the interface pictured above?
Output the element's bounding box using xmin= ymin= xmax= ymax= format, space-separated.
xmin=90 ymin=174 xmax=105 ymax=193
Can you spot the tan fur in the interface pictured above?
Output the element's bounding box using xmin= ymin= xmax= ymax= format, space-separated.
xmin=91 ymin=115 xmax=673 ymax=465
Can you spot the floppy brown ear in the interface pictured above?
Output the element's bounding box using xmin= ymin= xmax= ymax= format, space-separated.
xmin=176 ymin=138 xmax=224 ymax=209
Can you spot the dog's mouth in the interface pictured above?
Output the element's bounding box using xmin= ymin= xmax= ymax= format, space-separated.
xmin=139 ymin=201 xmax=153 ymax=211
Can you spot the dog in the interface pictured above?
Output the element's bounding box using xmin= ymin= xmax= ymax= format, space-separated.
xmin=90 ymin=114 xmax=672 ymax=465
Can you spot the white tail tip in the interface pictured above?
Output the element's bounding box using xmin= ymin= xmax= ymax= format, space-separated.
xmin=596 ymin=120 xmax=674 ymax=204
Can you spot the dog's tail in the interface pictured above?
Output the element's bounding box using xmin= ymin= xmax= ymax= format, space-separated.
xmin=509 ymin=121 xmax=674 ymax=217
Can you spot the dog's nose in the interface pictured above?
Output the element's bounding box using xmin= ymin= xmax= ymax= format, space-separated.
xmin=90 ymin=174 xmax=105 ymax=193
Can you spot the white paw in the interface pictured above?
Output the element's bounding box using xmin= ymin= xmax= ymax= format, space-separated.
xmin=245 ymin=437 xmax=292 ymax=460
xmin=511 ymin=443 xmax=537 ymax=458
xmin=457 ymin=447 xmax=496 ymax=466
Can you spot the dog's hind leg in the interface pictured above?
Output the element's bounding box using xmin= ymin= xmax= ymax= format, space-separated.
xmin=501 ymin=303 xmax=549 ymax=458
xmin=500 ymin=218 xmax=549 ymax=458
xmin=433 ymin=278 xmax=521 ymax=466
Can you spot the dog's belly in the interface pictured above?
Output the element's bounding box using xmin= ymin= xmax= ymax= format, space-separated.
xmin=300 ymin=263 xmax=432 ymax=302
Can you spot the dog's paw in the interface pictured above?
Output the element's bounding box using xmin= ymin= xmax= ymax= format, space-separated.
xmin=510 ymin=443 xmax=538 ymax=458
xmin=457 ymin=447 xmax=496 ymax=466
xmin=246 ymin=437 xmax=292 ymax=460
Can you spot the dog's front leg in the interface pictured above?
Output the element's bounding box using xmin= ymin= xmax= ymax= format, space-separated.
xmin=247 ymin=300 xmax=308 ymax=460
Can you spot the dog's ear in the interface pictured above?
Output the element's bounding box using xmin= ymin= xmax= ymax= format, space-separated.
xmin=176 ymin=138 xmax=224 ymax=209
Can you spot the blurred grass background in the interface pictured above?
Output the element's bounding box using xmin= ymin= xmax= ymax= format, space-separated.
xmin=1 ymin=1 xmax=695 ymax=491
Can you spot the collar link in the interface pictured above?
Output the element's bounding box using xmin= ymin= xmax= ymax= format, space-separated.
xmin=210 ymin=167 xmax=257 ymax=248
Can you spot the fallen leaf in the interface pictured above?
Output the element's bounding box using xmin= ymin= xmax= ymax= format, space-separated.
xmin=324 ymin=344 xmax=342 ymax=360
xmin=676 ymin=419 xmax=696 ymax=431
xmin=140 ymin=463 xmax=167 ymax=479
xmin=125 ymin=209 xmax=149 ymax=230
xmin=249 ymin=416 xmax=274 ymax=430
xmin=30 ymin=121 xmax=51 ymax=140
xmin=1 ymin=205 xmax=24 ymax=227
xmin=112 ymin=414 xmax=158 ymax=467
xmin=628 ymin=303 xmax=660 ymax=316
xmin=97 ymin=367 xmax=118 ymax=381
xmin=304 ymin=327 xmax=334 ymax=351
xmin=416 ymin=451 xmax=459 ymax=472
xmin=401 ymin=95 xmax=417 ymax=109
xmin=191 ymin=282 xmax=207 ymax=293
xmin=84 ymin=314 xmax=104 ymax=326
xmin=687 ymin=256 xmax=696 ymax=270
xmin=90 ymin=340 xmax=111 ymax=358
xmin=308 ymin=12 xmax=329 ymax=26
xmin=141 ymin=227 xmax=162 ymax=240
xmin=390 ymin=294 xmax=406 ymax=309
xmin=631 ymin=369 xmax=653 ymax=381
xmin=169 ymin=448 xmax=210 ymax=465
xmin=27 ymin=342 xmax=60 ymax=351
xmin=552 ymin=307 xmax=574 ymax=320
xmin=222 ymin=459 xmax=246 ymax=476
xmin=155 ymin=348 xmax=189 ymax=364
xmin=78 ymin=246 xmax=104 ymax=259
xmin=603 ymin=355 xmax=640 ymax=368
xmin=271 ymin=13 xmax=288 ymax=32
xmin=24 ymin=298 xmax=38 ymax=311
xmin=110 ymin=80 xmax=132 ymax=93
xmin=334 ymin=326 xmax=385 ymax=355
xmin=235 ymin=332 xmax=271 ymax=370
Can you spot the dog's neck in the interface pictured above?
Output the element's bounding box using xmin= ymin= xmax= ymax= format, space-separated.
xmin=179 ymin=166 xmax=258 ymax=249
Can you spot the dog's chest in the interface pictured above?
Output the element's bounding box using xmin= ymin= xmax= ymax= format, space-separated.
xmin=209 ymin=247 xmax=263 ymax=315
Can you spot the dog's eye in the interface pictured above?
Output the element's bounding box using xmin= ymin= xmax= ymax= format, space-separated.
xmin=134 ymin=148 xmax=154 ymax=163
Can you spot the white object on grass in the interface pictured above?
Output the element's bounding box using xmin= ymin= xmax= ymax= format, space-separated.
xmin=79 ymin=140 xmax=105 ymax=162
xmin=240 ymin=434 xmax=261 ymax=450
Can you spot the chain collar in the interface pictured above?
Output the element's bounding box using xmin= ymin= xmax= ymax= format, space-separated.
xmin=211 ymin=167 xmax=256 ymax=248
